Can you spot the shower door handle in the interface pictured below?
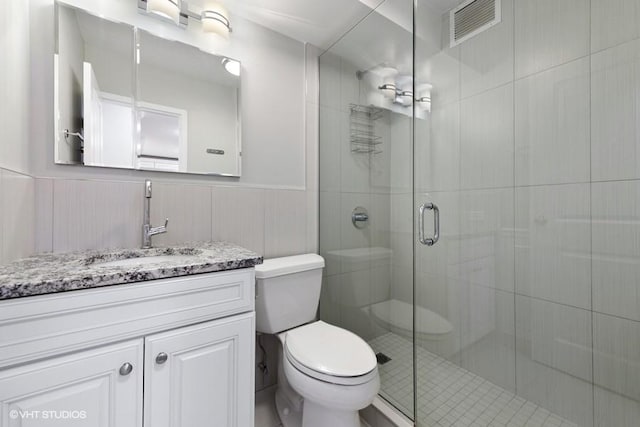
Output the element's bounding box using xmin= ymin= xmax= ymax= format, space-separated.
xmin=418 ymin=202 xmax=439 ymax=246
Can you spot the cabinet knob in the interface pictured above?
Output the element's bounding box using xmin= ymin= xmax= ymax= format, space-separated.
xmin=156 ymin=352 xmax=168 ymax=364
xmin=119 ymin=362 xmax=133 ymax=376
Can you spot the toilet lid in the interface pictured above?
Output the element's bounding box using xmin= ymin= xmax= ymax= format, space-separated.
xmin=284 ymin=321 xmax=377 ymax=380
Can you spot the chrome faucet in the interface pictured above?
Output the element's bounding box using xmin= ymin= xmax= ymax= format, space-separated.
xmin=142 ymin=179 xmax=168 ymax=249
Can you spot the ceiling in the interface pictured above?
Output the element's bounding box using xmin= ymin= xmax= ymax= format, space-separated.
xmin=191 ymin=0 xmax=463 ymax=50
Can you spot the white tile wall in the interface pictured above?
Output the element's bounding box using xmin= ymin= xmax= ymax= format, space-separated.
xmin=422 ymin=48 xmax=461 ymax=107
xmin=593 ymin=313 xmax=640 ymax=402
xmin=460 ymin=286 xmax=516 ymax=392
xmin=264 ymin=189 xmax=308 ymax=258
xmin=1 ymin=171 xmax=35 ymax=263
xmin=594 ymin=386 xmax=640 ymax=427
xmin=515 ymin=58 xmax=590 ymax=186
xmin=340 ymin=192 xmax=372 ymax=251
xmin=371 ymin=115 xmax=393 ymax=194
xmin=51 ymin=179 xmax=142 ymax=252
xmin=460 ymin=83 xmax=514 ymax=190
xmin=305 ymin=189 xmax=319 ymax=254
xmin=388 ymin=114 xmax=412 ymax=194
xmin=28 ymin=179 xmax=315 ymax=260
xmin=591 ymin=39 xmax=640 ymax=182
xmin=319 ymin=51 xmax=342 ymax=111
xmin=341 ymin=59 xmax=361 ymax=111
xmin=591 ymin=0 xmax=640 ymax=53
xmin=319 ymin=106 xmax=342 ymax=192
xmin=371 ymin=193 xmax=391 ymax=250
xmin=592 ymin=180 xmax=640 ymax=321
xmin=515 ymin=184 xmax=591 ymax=309
xmin=515 ymin=0 xmax=590 ymax=79
xmin=35 ymin=178 xmax=54 ymax=254
xmin=459 ymin=188 xmax=515 ymax=293
xmin=319 ymin=275 xmax=342 ymax=325
xmin=151 ymin=183 xmax=212 ymax=246
xmin=211 ymin=186 xmax=265 ymax=254
xmin=319 ymin=191 xmax=341 ymax=276
xmin=515 ymin=295 xmax=593 ymax=426
xmin=341 ymin=113 xmax=371 ymax=194
xmin=415 ymin=101 xmax=460 ymax=193
xmin=460 ymin=0 xmax=514 ymax=99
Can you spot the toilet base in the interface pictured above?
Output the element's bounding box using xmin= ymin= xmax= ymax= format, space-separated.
xmin=275 ymin=388 xmax=303 ymax=427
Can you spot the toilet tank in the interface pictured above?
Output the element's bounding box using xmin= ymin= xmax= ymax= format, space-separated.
xmin=255 ymin=254 xmax=325 ymax=334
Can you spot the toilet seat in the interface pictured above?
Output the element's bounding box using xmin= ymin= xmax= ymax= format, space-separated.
xmin=283 ymin=321 xmax=378 ymax=386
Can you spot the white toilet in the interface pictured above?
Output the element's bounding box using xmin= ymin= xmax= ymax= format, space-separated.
xmin=255 ymin=254 xmax=380 ymax=427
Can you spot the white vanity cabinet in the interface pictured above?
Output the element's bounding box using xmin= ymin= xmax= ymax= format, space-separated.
xmin=0 ymin=268 xmax=256 ymax=427
xmin=144 ymin=313 xmax=254 ymax=427
xmin=0 ymin=340 xmax=144 ymax=427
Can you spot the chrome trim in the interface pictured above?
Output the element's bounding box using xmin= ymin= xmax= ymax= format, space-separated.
xmin=142 ymin=179 xmax=169 ymax=248
xmin=352 ymin=206 xmax=369 ymax=229
xmin=418 ymin=202 xmax=440 ymax=246
xmin=201 ymin=10 xmax=233 ymax=32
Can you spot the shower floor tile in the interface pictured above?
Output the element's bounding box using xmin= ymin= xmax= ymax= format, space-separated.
xmin=368 ymin=333 xmax=579 ymax=427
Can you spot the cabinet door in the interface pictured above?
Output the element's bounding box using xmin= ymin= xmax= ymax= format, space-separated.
xmin=144 ymin=313 xmax=255 ymax=427
xmin=0 ymin=340 xmax=143 ymax=427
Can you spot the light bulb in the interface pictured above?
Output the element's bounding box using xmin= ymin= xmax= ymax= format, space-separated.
xmin=222 ymin=58 xmax=240 ymax=76
xmin=201 ymin=3 xmax=231 ymax=38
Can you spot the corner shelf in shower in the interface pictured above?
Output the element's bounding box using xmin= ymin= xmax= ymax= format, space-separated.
xmin=349 ymin=104 xmax=384 ymax=154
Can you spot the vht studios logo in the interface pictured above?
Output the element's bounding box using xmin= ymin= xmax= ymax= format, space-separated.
xmin=9 ymin=410 xmax=88 ymax=420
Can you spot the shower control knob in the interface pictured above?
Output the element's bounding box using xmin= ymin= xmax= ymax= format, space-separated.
xmin=156 ymin=352 xmax=168 ymax=364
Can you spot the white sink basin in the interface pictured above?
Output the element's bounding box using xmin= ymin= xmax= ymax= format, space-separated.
xmin=93 ymin=255 xmax=195 ymax=268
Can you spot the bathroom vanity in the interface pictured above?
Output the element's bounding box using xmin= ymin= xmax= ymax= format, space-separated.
xmin=0 ymin=242 xmax=261 ymax=427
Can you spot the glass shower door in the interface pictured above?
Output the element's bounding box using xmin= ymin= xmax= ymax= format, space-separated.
xmin=317 ymin=0 xmax=416 ymax=419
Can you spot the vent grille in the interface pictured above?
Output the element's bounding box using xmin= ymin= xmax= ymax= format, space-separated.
xmin=450 ymin=0 xmax=501 ymax=47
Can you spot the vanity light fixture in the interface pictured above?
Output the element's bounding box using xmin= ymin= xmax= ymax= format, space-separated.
xmin=201 ymin=3 xmax=232 ymax=38
xmin=146 ymin=0 xmax=181 ymax=24
xmin=138 ymin=0 xmax=232 ymax=36
xmin=377 ymin=79 xmax=433 ymax=110
xmin=416 ymin=84 xmax=433 ymax=112
xmin=222 ymin=58 xmax=240 ymax=76
xmin=378 ymin=83 xmax=397 ymax=99
xmin=417 ymin=95 xmax=432 ymax=112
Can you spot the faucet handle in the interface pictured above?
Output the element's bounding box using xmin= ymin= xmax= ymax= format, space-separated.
xmin=163 ymin=218 xmax=169 ymax=229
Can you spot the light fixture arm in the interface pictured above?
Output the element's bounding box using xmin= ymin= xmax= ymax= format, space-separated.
xmin=138 ymin=0 xmax=232 ymax=34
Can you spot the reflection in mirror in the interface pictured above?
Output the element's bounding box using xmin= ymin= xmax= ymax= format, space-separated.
xmin=137 ymin=30 xmax=240 ymax=175
xmin=54 ymin=3 xmax=242 ymax=177
xmin=55 ymin=5 xmax=134 ymax=166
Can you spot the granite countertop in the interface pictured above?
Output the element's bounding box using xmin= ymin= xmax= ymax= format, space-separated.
xmin=0 ymin=242 xmax=262 ymax=300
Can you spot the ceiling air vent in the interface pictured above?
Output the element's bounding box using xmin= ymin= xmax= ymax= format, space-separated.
xmin=450 ymin=0 xmax=501 ymax=47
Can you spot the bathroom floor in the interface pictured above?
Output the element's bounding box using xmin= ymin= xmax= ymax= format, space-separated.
xmin=254 ymin=386 xmax=373 ymax=427
xmin=255 ymin=386 xmax=283 ymax=427
xmin=369 ymin=333 xmax=579 ymax=427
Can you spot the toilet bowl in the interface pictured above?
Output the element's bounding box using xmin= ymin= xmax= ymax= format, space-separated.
xmin=369 ymin=299 xmax=453 ymax=342
xmin=255 ymin=255 xmax=380 ymax=427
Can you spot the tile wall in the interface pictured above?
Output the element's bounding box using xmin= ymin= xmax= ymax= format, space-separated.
xmin=412 ymin=0 xmax=640 ymax=425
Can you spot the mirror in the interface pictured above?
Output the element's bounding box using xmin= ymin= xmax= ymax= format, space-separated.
xmin=54 ymin=3 xmax=242 ymax=176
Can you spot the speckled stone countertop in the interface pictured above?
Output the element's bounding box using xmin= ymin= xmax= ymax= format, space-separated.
xmin=0 ymin=242 xmax=262 ymax=300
